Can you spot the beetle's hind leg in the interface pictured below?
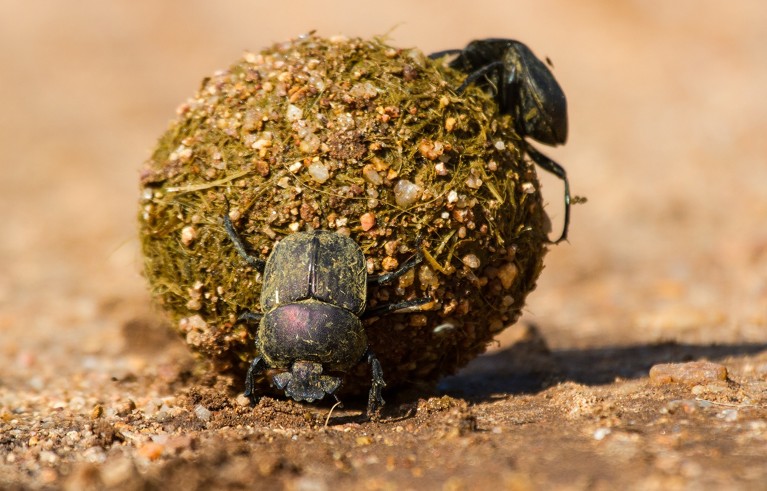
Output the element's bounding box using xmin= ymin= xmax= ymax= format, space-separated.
xmin=237 ymin=311 xmax=263 ymax=324
xmin=244 ymin=356 xmax=266 ymax=406
xmin=362 ymin=297 xmax=433 ymax=319
xmin=367 ymin=244 xmax=424 ymax=286
xmin=365 ymin=236 xmax=433 ymax=318
xmin=365 ymin=350 xmax=386 ymax=419
xmin=525 ymin=144 xmax=571 ymax=244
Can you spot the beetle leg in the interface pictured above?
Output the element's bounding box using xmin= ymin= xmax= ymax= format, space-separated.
xmin=244 ymin=356 xmax=266 ymax=406
xmin=455 ymin=60 xmax=505 ymax=94
xmin=362 ymin=297 xmax=433 ymax=319
xmin=237 ymin=310 xmax=263 ymax=324
xmin=427 ymin=48 xmax=463 ymax=60
xmin=223 ymin=209 xmax=266 ymax=272
xmin=368 ymin=250 xmax=423 ymax=285
xmin=365 ymin=350 xmax=386 ymax=418
xmin=524 ymin=144 xmax=571 ymax=244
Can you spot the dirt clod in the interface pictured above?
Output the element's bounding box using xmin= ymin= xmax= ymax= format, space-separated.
xmin=649 ymin=360 xmax=728 ymax=386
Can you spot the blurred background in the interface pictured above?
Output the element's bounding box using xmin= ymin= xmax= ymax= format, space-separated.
xmin=1 ymin=0 xmax=765 ymax=367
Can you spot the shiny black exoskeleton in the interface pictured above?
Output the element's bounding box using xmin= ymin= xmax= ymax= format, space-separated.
xmin=224 ymin=215 xmax=430 ymax=417
xmin=430 ymin=39 xmax=571 ymax=243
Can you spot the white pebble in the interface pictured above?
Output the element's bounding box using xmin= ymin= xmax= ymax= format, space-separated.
xmin=393 ymin=179 xmax=422 ymax=208
xmin=39 ymin=450 xmax=58 ymax=464
xmin=289 ymin=161 xmax=303 ymax=173
xmin=334 ymin=217 xmax=348 ymax=227
xmin=465 ymin=175 xmax=483 ymax=189
xmin=593 ymin=427 xmax=611 ymax=441
xmin=286 ymin=104 xmax=303 ymax=121
xmin=252 ymin=137 xmax=272 ymax=150
xmin=299 ymin=134 xmax=321 ymax=154
xmin=308 ymin=162 xmax=330 ymax=183
xmin=350 ymin=81 xmax=379 ymax=99
xmin=362 ymin=165 xmax=383 ymax=185
xmin=194 ymin=404 xmax=211 ymax=422
xmin=181 ymin=225 xmax=197 ymax=246
xmin=462 ymin=254 xmax=481 ymax=269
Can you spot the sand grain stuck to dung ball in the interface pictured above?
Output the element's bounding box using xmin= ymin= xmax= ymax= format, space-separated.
xmin=139 ymin=34 xmax=550 ymax=395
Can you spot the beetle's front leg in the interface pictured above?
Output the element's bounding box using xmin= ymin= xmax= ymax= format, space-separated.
xmin=455 ymin=60 xmax=504 ymax=94
xmin=366 ymin=350 xmax=386 ymax=419
xmin=244 ymin=356 xmax=266 ymax=406
xmin=427 ymin=48 xmax=463 ymax=60
xmin=223 ymin=208 xmax=266 ymax=272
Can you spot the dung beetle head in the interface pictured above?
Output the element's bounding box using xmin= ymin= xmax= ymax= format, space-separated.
xmin=273 ymin=361 xmax=342 ymax=403
xmin=448 ymin=38 xmax=568 ymax=146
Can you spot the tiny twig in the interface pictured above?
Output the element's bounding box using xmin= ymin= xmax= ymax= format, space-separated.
xmin=694 ymin=398 xmax=759 ymax=408
xmin=325 ymin=399 xmax=344 ymax=427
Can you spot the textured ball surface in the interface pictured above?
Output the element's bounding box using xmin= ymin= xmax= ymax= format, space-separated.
xmin=139 ymin=34 xmax=549 ymax=394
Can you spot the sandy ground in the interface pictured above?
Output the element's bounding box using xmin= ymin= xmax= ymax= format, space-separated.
xmin=1 ymin=1 xmax=766 ymax=489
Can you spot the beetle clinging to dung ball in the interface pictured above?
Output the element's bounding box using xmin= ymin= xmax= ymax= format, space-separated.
xmin=430 ymin=38 xmax=572 ymax=243
xmin=224 ymin=210 xmax=430 ymax=416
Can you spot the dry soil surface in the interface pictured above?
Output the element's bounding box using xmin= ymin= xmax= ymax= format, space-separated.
xmin=2 ymin=1 xmax=767 ymax=490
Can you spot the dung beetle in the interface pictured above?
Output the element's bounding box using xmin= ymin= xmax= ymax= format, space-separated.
xmin=430 ymin=38 xmax=571 ymax=243
xmin=224 ymin=214 xmax=432 ymax=417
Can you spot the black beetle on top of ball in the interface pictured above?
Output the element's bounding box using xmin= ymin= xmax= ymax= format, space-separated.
xmin=224 ymin=210 xmax=431 ymax=417
xmin=430 ymin=38 xmax=572 ymax=243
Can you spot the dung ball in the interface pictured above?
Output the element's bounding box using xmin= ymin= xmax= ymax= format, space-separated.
xmin=139 ymin=34 xmax=550 ymax=395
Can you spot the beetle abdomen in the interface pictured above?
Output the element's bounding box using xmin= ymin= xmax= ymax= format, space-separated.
xmin=259 ymin=300 xmax=367 ymax=371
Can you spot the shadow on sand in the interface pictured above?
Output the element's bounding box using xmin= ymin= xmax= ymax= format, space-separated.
xmin=438 ymin=327 xmax=767 ymax=401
